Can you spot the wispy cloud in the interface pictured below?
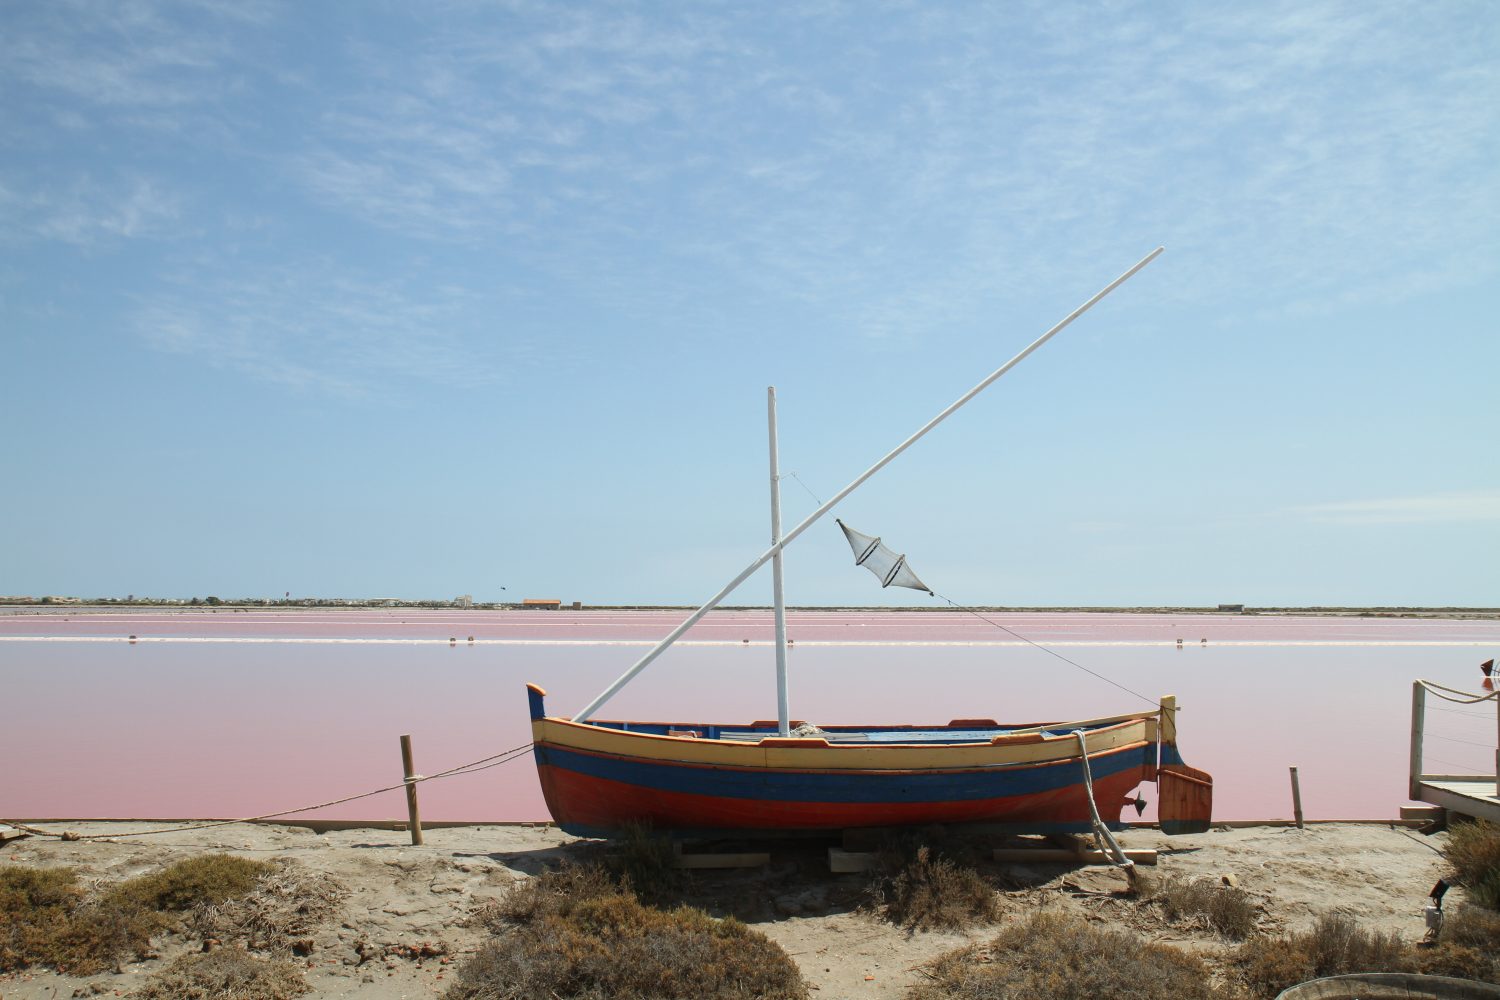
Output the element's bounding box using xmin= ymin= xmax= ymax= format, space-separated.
xmin=133 ymin=262 xmax=554 ymax=396
xmin=1295 ymin=490 xmax=1500 ymax=525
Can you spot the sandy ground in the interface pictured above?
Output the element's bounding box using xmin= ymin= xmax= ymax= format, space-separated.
xmin=0 ymin=820 xmax=1453 ymax=1000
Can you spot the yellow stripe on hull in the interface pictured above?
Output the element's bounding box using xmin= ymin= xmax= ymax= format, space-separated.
xmin=533 ymin=716 xmax=1157 ymax=771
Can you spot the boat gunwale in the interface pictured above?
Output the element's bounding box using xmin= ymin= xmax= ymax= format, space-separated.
xmin=533 ymin=714 xmax=1159 ymax=770
xmin=537 ymin=734 xmax=1157 ymax=779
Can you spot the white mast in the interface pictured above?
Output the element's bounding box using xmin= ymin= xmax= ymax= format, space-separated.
xmin=768 ymin=386 xmax=791 ymax=736
xmin=571 ymin=246 xmax=1164 ymax=723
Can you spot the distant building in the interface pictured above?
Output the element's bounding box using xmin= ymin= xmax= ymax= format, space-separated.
xmin=572 ymin=601 xmax=583 ymax=610
xmin=455 ymin=594 xmax=473 ymax=609
xmin=523 ymin=598 xmax=562 ymax=609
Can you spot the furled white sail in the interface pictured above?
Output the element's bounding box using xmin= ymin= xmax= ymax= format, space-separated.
xmin=836 ymin=519 xmax=932 ymax=594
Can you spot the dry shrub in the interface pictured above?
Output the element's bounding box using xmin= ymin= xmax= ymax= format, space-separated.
xmin=912 ymin=909 xmax=1227 ymax=1000
xmin=0 ymin=865 xmax=159 ymax=975
xmin=1441 ymin=903 xmax=1500 ymax=950
xmin=129 ymin=949 xmax=310 ymax=1000
xmin=867 ymin=843 xmax=1001 ymax=931
xmin=111 ymin=854 xmax=272 ymax=913
xmin=475 ymin=862 xmax=626 ymax=930
xmin=189 ymin=859 xmax=347 ymax=954
xmin=1445 ymin=819 xmax=1500 ymax=908
xmin=450 ymin=862 xmax=806 ymax=1000
xmin=607 ymin=821 xmax=683 ymax=902
xmin=1153 ymin=875 xmax=1258 ymax=939
xmin=1234 ymin=913 xmax=1413 ymax=998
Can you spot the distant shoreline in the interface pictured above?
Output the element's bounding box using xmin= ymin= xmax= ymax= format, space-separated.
xmin=1 ymin=600 xmax=1495 ymax=619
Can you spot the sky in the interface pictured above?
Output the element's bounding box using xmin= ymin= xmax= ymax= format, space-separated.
xmin=1 ymin=0 xmax=1497 ymax=608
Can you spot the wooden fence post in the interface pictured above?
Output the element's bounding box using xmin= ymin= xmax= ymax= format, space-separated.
xmin=1289 ymin=766 xmax=1304 ymax=829
xmin=400 ymin=734 xmax=424 ymax=846
xmin=1410 ymin=681 xmax=1426 ymax=801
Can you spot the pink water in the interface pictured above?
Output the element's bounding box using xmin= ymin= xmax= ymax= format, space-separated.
xmin=3 ymin=609 xmax=1497 ymax=824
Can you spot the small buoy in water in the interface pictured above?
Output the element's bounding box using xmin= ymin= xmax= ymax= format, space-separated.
xmin=1201 ymin=638 xmax=1207 ymax=645
xmin=467 ymin=636 xmax=474 ymax=643
xmin=1176 ymin=638 xmax=1183 ymax=648
xmin=128 ymin=635 xmax=137 ymax=644
xmin=449 ymin=637 xmax=456 ymax=645
xmin=742 ymin=638 xmax=749 ymax=644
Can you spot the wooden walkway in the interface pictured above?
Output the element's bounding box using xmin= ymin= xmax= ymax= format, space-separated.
xmin=1414 ymin=778 xmax=1500 ymax=825
xmin=1410 ymin=680 xmax=1500 ymax=824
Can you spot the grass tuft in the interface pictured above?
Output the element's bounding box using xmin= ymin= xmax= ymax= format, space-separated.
xmin=1 ymin=855 xmax=274 ymax=975
xmin=452 ymin=862 xmax=806 ymax=1000
xmin=866 ymin=841 xmax=1000 ymax=931
xmin=607 ymin=822 xmax=684 ymax=902
xmin=1 ymin=865 xmax=159 ymax=975
xmin=912 ymin=909 xmax=1227 ymax=1000
xmin=1233 ymin=912 xmax=1412 ymax=997
xmin=111 ymin=854 xmax=273 ymax=913
xmin=1152 ymin=875 xmax=1258 ymax=939
xmin=128 ymin=949 xmax=310 ymax=1000
xmin=1444 ymin=819 xmax=1500 ymax=908
xmin=189 ymin=859 xmax=347 ymax=954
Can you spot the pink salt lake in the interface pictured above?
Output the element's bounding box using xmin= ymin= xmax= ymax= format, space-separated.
xmin=3 ymin=609 xmax=1497 ymax=825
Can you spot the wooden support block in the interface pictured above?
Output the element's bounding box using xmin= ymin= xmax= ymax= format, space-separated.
xmin=0 ymin=824 xmax=29 ymax=844
xmin=1400 ymin=805 xmax=1445 ymax=822
xmin=673 ymin=852 xmax=770 ymax=870
xmin=993 ymin=847 xmax=1158 ymax=866
xmin=828 ymin=847 xmax=878 ymax=873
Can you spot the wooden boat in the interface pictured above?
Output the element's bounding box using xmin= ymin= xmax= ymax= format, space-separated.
xmin=529 ymin=685 xmax=1212 ymax=837
xmin=527 ymin=248 xmax=1212 ymax=840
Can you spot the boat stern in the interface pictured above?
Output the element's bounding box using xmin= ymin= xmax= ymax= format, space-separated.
xmin=1155 ymin=696 xmax=1213 ymax=835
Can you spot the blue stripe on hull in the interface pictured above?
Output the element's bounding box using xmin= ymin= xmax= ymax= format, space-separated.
xmin=534 ymin=742 xmax=1153 ymax=805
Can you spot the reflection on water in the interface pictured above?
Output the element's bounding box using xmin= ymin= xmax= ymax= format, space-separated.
xmin=2 ymin=611 xmax=1496 ymax=823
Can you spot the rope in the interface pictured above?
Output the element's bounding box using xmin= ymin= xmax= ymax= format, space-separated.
xmin=1072 ymin=729 xmax=1135 ymax=879
xmin=932 ymin=593 xmax=1158 ymax=708
xmin=3 ymin=742 xmax=534 ymax=841
xmin=1418 ymin=679 xmax=1500 ymax=705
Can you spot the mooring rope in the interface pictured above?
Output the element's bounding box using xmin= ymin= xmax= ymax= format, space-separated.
xmin=931 ymin=593 xmax=1159 ymax=708
xmin=1418 ymin=679 xmax=1500 ymax=705
xmin=2 ymin=741 xmax=534 ymax=841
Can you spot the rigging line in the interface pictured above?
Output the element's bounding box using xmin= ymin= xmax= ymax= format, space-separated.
xmin=1421 ymin=752 xmax=1490 ymax=773
xmin=1426 ymin=733 xmax=1500 ymax=750
xmin=931 ymin=592 xmax=1158 ymax=708
xmin=2 ymin=741 xmax=536 ymax=841
xmin=783 ymin=471 xmax=824 ymax=507
xmin=1427 ymin=705 xmax=1499 ymax=720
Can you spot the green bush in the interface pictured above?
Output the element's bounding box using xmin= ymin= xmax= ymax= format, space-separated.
xmin=912 ymin=910 xmax=1227 ymax=1000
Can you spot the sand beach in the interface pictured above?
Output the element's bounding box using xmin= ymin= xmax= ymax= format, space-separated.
xmin=0 ymin=818 xmax=1453 ymax=1000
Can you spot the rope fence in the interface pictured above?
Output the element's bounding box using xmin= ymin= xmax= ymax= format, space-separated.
xmin=3 ymin=741 xmax=534 ymax=841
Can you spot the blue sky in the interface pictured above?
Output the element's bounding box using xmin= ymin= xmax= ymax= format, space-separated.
xmin=2 ymin=1 xmax=1496 ymax=607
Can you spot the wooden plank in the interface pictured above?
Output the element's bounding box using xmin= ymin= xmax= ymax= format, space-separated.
xmin=673 ymin=852 xmax=770 ymax=870
xmin=828 ymin=847 xmax=877 ymax=873
xmin=994 ymin=847 xmax=1158 ymax=866
xmin=1 ymin=824 xmax=30 ymax=844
